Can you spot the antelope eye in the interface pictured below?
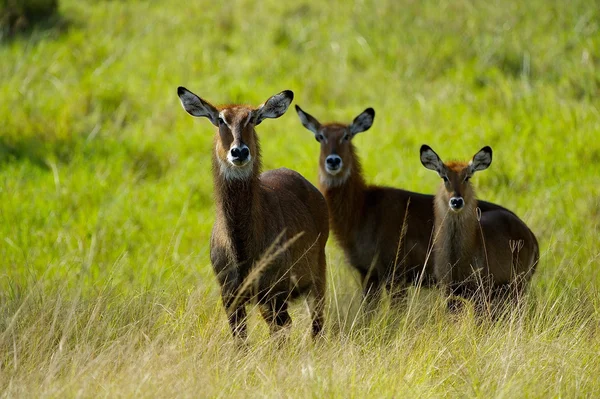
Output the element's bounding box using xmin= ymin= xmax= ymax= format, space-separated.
xmin=464 ymin=176 xmax=471 ymax=182
xmin=217 ymin=117 xmax=225 ymax=126
xmin=442 ymin=176 xmax=450 ymax=183
xmin=343 ymin=134 xmax=350 ymax=141
xmin=316 ymin=134 xmax=324 ymax=142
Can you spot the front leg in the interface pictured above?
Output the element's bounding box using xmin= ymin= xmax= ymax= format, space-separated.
xmin=219 ymin=274 xmax=249 ymax=341
xmin=446 ymin=283 xmax=467 ymax=313
xmin=385 ymin=263 xmax=410 ymax=309
xmin=212 ymin=244 xmax=248 ymax=341
xmin=434 ymin=261 xmax=465 ymax=313
xmin=259 ymin=295 xmax=292 ymax=336
xmin=362 ymin=272 xmax=383 ymax=313
xmin=386 ymin=279 xmax=408 ymax=309
xmin=257 ymin=270 xmax=292 ymax=338
xmin=224 ymin=297 xmax=248 ymax=341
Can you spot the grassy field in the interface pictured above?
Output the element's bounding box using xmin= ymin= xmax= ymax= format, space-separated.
xmin=1 ymin=0 xmax=599 ymax=397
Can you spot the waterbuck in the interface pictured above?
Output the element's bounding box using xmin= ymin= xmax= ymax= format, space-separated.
xmin=420 ymin=145 xmax=539 ymax=312
xmin=178 ymin=87 xmax=329 ymax=340
xmin=295 ymin=104 xmax=523 ymax=308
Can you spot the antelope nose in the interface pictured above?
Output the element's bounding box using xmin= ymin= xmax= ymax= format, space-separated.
xmin=449 ymin=197 xmax=464 ymax=210
xmin=326 ymin=155 xmax=341 ymax=168
xmin=230 ymin=146 xmax=250 ymax=162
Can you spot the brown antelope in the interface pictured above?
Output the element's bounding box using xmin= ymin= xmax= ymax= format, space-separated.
xmin=177 ymin=87 xmax=329 ymax=340
xmin=420 ymin=145 xmax=539 ymax=311
xmin=295 ymin=105 xmax=519 ymax=307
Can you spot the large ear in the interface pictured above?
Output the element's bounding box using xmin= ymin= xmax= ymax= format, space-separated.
xmin=349 ymin=108 xmax=375 ymax=136
xmin=295 ymin=105 xmax=322 ymax=138
xmin=254 ymin=90 xmax=294 ymax=125
xmin=177 ymin=86 xmax=220 ymax=126
xmin=420 ymin=145 xmax=446 ymax=175
xmin=468 ymin=146 xmax=492 ymax=174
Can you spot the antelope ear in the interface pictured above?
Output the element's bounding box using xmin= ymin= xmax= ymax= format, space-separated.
xmin=349 ymin=108 xmax=375 ymax=136
xmin=468 ymin=146 xmax=492 ymax=174
xmin=177 ymin=87 xmax=220 ymax=126
xmin=420 ymin=145 xmax=446 ymax=175
xmin=254 ymin=90 xmax=294 ymax=125
xmin=295 ymin=105 xmax=323 ymax=140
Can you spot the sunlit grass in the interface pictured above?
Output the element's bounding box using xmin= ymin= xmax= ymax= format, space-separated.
xmin=1 ymin=265 xmax=598 ymax=397
xmin=1 ymin=0 xmax=599 ymax=397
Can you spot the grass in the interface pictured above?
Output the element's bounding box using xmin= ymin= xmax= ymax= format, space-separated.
xmin=1 ymin=0 xmax=599 ymax=397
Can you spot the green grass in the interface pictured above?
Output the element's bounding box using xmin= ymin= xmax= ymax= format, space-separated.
xmin=1 ymin=0 xmax=599 ymax=397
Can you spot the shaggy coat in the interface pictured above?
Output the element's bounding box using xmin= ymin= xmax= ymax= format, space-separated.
xmin=179 ymin=87 xmax=328 ymax=339
xmin=296 ymin=105 xmax=522 ymax=306
xmin=421 ymin=145 xmax=539 ymax=310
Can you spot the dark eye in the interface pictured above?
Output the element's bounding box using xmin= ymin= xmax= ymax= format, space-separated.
xmin=442 ymin=176 xmax=449 ymax=183
xmin=343 ymin=134 xmax=350 ymax=141
xmin=464 ymin=176 xmax=471 ymax=182
xmin=316 ymin=134 xmax=324 ymax=142
xmin=217 ymin=117 xmax=225 ymax=126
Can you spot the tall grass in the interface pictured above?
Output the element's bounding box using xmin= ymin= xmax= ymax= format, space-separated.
xmin=1 ymin=0 xmax=599 ymax=397
xmin=1 ymin=267 xmax=598 ymax=397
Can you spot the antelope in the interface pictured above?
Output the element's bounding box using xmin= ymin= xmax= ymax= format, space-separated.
xmin=177 ymin=87 xmax=329 ymax=340
xmin=295 ymin=105 xmax=519 ymax=307
xmin=420 ymin=145 xmax=539 ymax=311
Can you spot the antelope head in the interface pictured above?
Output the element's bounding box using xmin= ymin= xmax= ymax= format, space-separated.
xmin=295 ymin=105 xmax=374 ymax=185
xmin=178 ymin=87 xmax=294 ymax=180
xmin=420 ymin=145 xmax=492 ymax=213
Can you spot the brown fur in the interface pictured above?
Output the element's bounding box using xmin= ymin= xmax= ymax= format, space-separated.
xmin=180 ymin=89 xmax=329 ymax=340
xmin=296 ymin=107 xmax=514 ymax=307
xmin=321 ymin=137 xmax=436 ymax=303
xmin=428 ymin=150 xmax=539 ymax=313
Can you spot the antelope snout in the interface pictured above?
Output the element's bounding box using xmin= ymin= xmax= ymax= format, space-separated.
xmin=228 ymin=145 xmax=251 ymax=166
xmin=325 ymin=155 xmax=343 ymax=174
xmin=449 ymin=197 xmax=464 ymax=212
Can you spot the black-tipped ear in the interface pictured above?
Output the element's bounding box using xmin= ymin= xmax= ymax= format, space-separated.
xmin=177 ymin=86 xmax=220 ymax=126
xmin=295 ymin=104 xmax=322 ymax=138
xmin=420 ymin=145 xmax=445 ymax=174
xmin=469 ymin=146 xmax=492 ymax=173
xmin=349 ymin=108 xmax=375 ymax=136
xmin=254 ymin=90 xmax=294 ymax=125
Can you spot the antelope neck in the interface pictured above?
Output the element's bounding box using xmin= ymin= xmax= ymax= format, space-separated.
xmin=212 ymin=152 xmax=263 ymax=266
xmin=321 ymin=154 xmax=367 ymax=242
xmin=434 ymin=193 xmax=479 ymax=267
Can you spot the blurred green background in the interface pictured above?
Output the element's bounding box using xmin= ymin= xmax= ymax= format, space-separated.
xmin=1 ymin=0 xmax=598 ymax=293
xmin=0 ymin=0 xmax=599 ymax=395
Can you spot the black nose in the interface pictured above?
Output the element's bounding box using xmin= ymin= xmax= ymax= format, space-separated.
xmin=326 ymin=156 xmax=341 ymax=167
xmin=230 ymin=146 xmax=249 ymax=161
xmin=450 ymin=197 xmax=464 ymax=209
